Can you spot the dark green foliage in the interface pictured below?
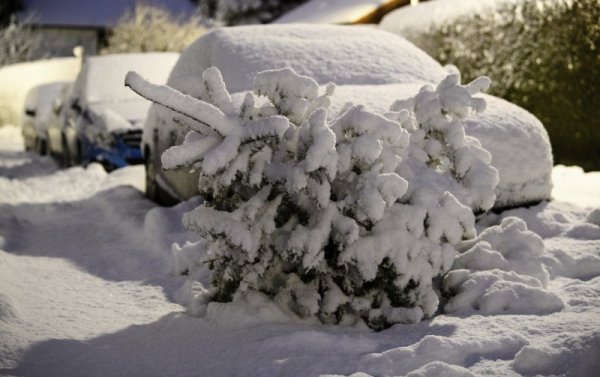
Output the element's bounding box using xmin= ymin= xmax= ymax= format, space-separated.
xmin=196 ymin=0 xmax=309 ymax=25
xmin=0 ymin=0 xmax=22 ymax=27
xmin=407 ymin=0 xmax=600 ymax=170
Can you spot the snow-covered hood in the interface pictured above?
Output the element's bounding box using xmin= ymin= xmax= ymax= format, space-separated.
xmin=87 ymin=100 xmax=150 ymax=133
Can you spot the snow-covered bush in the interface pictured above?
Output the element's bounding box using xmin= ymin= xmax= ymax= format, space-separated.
xmin=399 ymin=0 xmax=600 ymax=171
xmin=101 ymin=4 xmax=205 ymax=54
xmin=0 ymin=15 xmax=41 ymax=67
xmin=126 ymin=66 xmax=497 ymax=329
xmin=196 ymin=0 xmax=309 ymax=25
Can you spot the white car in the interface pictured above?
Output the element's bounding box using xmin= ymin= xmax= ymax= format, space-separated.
xmin=21 ymin=82 xmax=71 ymax=155
xmin=61 ymin=53 xmax=178 ymax=169
xmin=46 ymin=82 xmax=73 ymax=163
xmin=143 ymin=25 xmax=553 ymax=209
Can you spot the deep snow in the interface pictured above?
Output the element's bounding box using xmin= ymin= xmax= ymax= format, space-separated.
xmin=0 ymin=124 xmax=599 ymax=376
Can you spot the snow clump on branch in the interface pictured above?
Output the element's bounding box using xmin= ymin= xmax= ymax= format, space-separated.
xmin=125 ymin=66 xmax=498 ymax=329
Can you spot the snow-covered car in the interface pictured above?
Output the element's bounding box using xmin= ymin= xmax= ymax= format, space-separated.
xmin=46 ymin=82 xmax=74 ymax=162
xmin=143 ymin=24 xmax=552 ymax=209
xmin=21 ymin=82 xmax=71 ymax=154
xmin=62 ymin=53 xmax=178 ymax=169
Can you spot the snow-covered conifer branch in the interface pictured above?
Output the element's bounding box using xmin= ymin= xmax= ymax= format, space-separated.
xmin=125 ymin=71 xmax=236 ymax=136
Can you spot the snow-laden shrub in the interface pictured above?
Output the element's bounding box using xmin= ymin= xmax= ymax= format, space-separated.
xmin=0 ymin=15 xmax=41 ymax=67
xmin=196 ymin=0 xmax=308 ymax=25
xmin=387 ymin=68 xmax=498 ymax=213
xmin=126 ymin=66 xmax=496 ymax=329
xmin=101 ymin=4 xmax=205 ymax=54
xmin=443 ymin=217 xmax=563 ymax=315
xmin=403 ymin=0 xmax=600 ymax=170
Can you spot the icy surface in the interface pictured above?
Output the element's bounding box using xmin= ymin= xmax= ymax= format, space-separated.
xmin=1 ymin=126 xmax=599 ymax=375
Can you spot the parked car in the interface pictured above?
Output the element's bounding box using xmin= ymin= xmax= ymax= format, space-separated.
xmin=61 ymin=53 xmax=178 ymax=169
xmin=21 ymin=82 xmax=71 ymax=155
xmin=142 ymin=25 xmax=553 ymax=209
xmin=46 ymin=82 xmax=73 ymax=163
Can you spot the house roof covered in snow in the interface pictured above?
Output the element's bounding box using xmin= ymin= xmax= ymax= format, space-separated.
xmin=273 ymin=0 xmax=411 ymax=25
xmin=19 ymin=0 xmax=197 ymax=28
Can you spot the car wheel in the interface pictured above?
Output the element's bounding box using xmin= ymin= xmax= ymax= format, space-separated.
xmin=61 ymin=135 xmax=72 ymax=167
xmin=34 ymin=137 xmax=48 ymax=155
xmin=24 ymin=135 xmax=34 ymax=152
xmin=145 ymin=154 xmax=158 ymax=202
xmin=74 ymin=139 xmax=83 ymax=165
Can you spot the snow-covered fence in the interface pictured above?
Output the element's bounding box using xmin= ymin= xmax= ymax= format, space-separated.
xmin=126 ymin=66 xmax=498 ymax=329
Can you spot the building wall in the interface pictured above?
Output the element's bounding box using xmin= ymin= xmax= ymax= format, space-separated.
xmin=0 ymin=57 xmax=81 ymax=126
xmin=33 ymin=27 xmax=100 ymax=59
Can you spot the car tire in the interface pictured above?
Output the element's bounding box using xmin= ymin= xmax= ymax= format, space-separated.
xmin=61 ymin=135 xmax=71 ymax=167
xmin=145 ymin=153 xmax=158 ymax=202
xmin=74 ymin=139 xmax=83 ymax=165
xmin=34 ymin=137 xmax=47 ymax=155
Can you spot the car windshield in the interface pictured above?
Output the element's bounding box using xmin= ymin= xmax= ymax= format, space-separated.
xmin=77 ymin=53 xmax=178 ymax=106
xmin=88 ymin=100 xmax=151 ymax=126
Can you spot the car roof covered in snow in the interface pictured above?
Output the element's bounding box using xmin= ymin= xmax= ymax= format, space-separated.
xmin=24 ymin=81 xmax=70 ymax=112
xmin=168 ymin=24 xmax=447 ymax=95
xmin=75 ymin=52 xmax=179 ymax=106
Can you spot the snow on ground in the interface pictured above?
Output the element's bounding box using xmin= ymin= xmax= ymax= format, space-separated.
xmin=552 ymin=166 xmax=600 ymax=209
xmin=0 ymin=124 xmax=599 ymax=376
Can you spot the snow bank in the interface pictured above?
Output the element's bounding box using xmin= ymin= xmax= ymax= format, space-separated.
xmin=359 ymin=333 xmax=528 ymax=376
xmin=2 ymin=89 xmax=600 ymax=376
xmin=0 ymin=162 xmax=145 ymax=204
xmin=444 ymin=217 xmax=563 ymax=315
xmin=486 ymin=200 xmax=600 ymax=240
xmin=552 ymin=165 xmax=600 ymax=208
